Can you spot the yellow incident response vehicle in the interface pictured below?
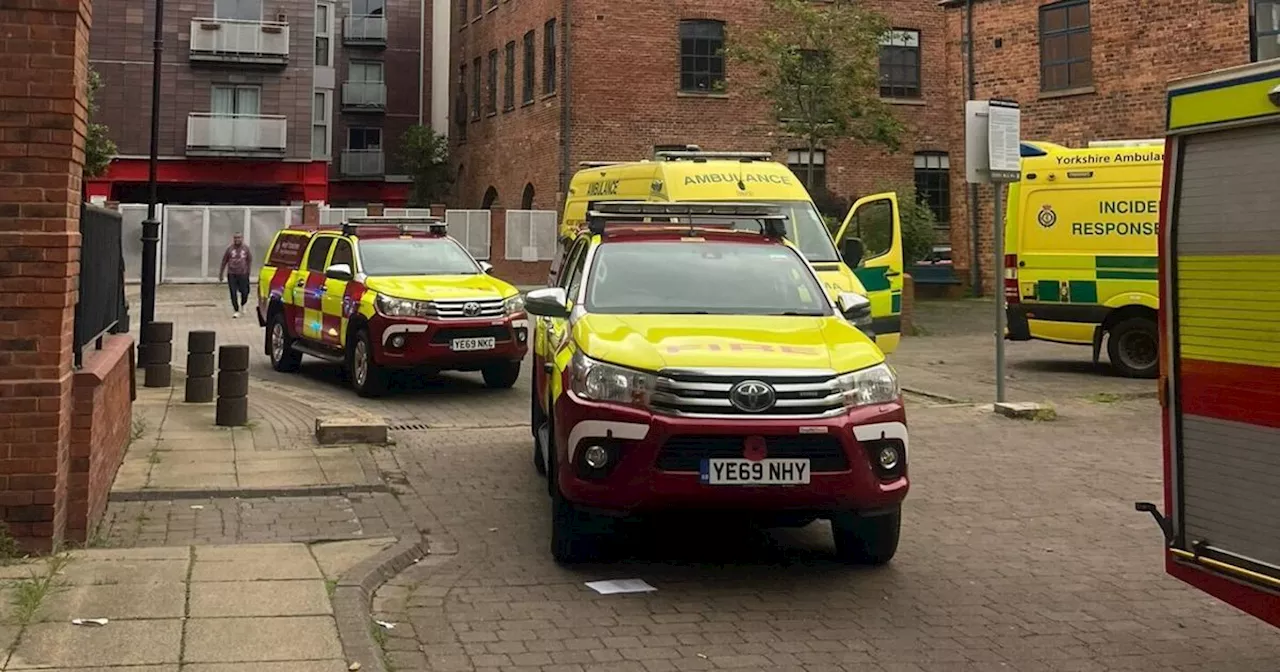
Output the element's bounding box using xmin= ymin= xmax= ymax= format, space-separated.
xmin=528 ymin=201 xmax=907 ymax=565
xmin=1003 ymin=139 xmax=1164 ymax=378
xmin=256 ymin=217 xmax=528 ymax=397
xmin=559 ymin=150 xmax=906 ymax=353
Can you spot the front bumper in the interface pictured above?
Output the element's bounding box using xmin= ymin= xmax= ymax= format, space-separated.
xmin=553 ymin=394 xmax=909 ymax=515
xmin=368 ymin=314 xmax=529 ymax=369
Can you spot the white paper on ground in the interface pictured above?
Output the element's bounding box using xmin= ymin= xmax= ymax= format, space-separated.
xmin=584 ymin=579 xmax=656 ymax=595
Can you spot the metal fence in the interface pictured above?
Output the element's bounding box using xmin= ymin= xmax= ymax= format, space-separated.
xmin=444 ymin=210 xmax=492 ymax=260
xmin=75 ymin=204 xmax=127 ymax=366
xmin=504 ymin=210 xmax=559 ymax=261
xmin=159 ymin=206 xmax=300 ymax=283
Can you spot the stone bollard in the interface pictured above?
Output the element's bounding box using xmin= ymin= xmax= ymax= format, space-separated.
xmin=184 ymin=330 xmax=217 ymax=403
xmin=140 ymin=321 xmax=173 ymax=388
xmin=215 ymin=344 xmax=250 ymax=426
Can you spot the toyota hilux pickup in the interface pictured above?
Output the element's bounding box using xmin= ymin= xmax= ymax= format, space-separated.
xmin=257 ymin=216 xmax=528 ymax=397
xmin=527 ymin=201 xmax=908 ymax=564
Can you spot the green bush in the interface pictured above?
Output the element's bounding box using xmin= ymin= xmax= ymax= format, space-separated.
xmin=872 ymin=182 xmax=937 ymax=267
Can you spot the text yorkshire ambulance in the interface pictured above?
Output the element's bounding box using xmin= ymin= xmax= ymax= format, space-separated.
xmin=559 ymin=150 xmax=907 ymax=354
xmin=1003 ymin=140 xmax=1163 ymax=378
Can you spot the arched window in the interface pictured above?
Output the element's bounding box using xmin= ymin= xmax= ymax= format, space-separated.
xmin=520 ymin=183 xmax=535 ymax=209
xmin=481 ymin=186 xmax=498 ymax=209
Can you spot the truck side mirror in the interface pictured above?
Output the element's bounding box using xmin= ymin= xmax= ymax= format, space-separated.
xmin=479 ymin=261 xmax=494 ymax=274
xmin=325 ymin=263 xmax=353 ymax=281
xmin=524 ymin=287 xmax=570 ymax=319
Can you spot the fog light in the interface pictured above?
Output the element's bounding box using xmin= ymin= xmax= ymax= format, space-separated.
xmin=583 ymin=444 xmax=609 ymax=469
xmin=877 ymin=445 xmax=900 ymax=471
xmin=390 ymin=335 xmax=406 ymax=348
xmin=516 ymin=329 xmax=527 ymax=343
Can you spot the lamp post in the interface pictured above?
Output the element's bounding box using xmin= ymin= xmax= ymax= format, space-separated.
xmin=140 ymin=0 xmax=165 ymax=327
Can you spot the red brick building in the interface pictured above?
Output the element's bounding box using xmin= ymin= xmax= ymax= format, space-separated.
xmin=941 ymin=0 xmax=1276 ymax=292
xmin=450 ymin=0 xmax=959 ymax=250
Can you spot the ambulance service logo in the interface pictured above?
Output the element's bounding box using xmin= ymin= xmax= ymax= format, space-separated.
xmin=1037 ymin=204 xmax=1057 ymax=229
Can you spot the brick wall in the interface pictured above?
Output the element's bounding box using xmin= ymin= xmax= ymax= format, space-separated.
xmin=0 ymin=0 xmax=94 ymax=551
xmin=68 ymin=335 xmax=134 ymax=543
xmin=943 ymin=0 xmax=1252 ymax=293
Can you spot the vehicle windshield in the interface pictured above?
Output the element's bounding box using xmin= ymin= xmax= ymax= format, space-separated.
xmin=585 ymin=241 xmax=832 ymax=316
xmin=686 ymin=200 xmax=841 ymax=263
xmin=357 ymin=238 xmax=480 ymax=276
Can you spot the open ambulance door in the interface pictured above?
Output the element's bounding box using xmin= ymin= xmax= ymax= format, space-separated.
xmin=834 ymin=192 xmax=905 ymax=354
xmin=1143 ymin=62 xmax=1280 ymax=629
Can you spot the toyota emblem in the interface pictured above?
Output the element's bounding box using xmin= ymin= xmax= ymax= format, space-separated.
xmin=462 ymin=301 xmax=482 ymax=317
xmin=729 ymin=380 xmax=776 ymax=413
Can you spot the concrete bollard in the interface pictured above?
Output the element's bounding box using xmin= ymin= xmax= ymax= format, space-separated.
xmin=184 ymin=330 xmax=217 ymax=403
xmin=141 ymin=321 xmax=173 ymax=388
xmin=215 ymin=344 xmax=250 ymax=426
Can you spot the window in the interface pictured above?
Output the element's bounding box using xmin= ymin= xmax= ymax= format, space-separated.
xmin=849 ymin=199 xmax=894 ymax=262
xmin=1256 ymin=0 xmax=1280 ymax=61
xmin=458 ymin=0 xmax=466 ymax=24
xmin=913 ymin=152 xmax=950 ymax=237
xmin=456 ymin=65 xmax=468 ymax=140
xmin=211 ymin=85 xmax=260 ymax=115
xmin=329 ymin=239 xmax=354 ymax=270
xmin=314 ymin=3 xmax=332 ymax=67
xmin=470 ymin=56 xmax=481 ymax=119
xmin=214 ymin=0 xmax=260 ymax=20
xmin=348 ymin=127 xmax=382 ymax=151
xmin=1039 ymin=0 xmax=1092 ymax=92
xmin=311 ymin=91 xmax=330 ymax=158
xmin=353 ymin=0 xmax=384 ymax=15
xmin=360 ymin=239 xmax=481 ymax=276
xmin=543 ymin=19 xmax=557 ymax=94
xmin=678 ymin=20 xmax=725 ymax=93
xmin=786 ymin=149 xmax=826 ymax=191
xmin=503 ymin=41 xmax=516 ymax=111
xmin=879 ymin=29 xmax=920 ymax=99
xmin=349 ymin=60 xmax=384 ymax=82
xmin=522 ymin=31 xmax=536 ymax=103
xmin=487 ymin=49 xmax=499 ymax=114
xmin=305 ymin=237 xmax=335 ymax=273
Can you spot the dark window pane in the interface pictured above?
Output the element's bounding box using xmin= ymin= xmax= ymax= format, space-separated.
xmin=1042 ymin=7 xmax=1066 ymax=32
xmin=1043 ymin=63 xmax=1068 ymax=90
xmin=1043 ymin=35 xmax=1068 ymax=62
xmin=1067 ymin=3 xmax=1089 ymax=28
xmin=1068 ymin=31 xmax=1091 ymax=58
xmin=1069 ymin=60 xmax=1092 ymax=87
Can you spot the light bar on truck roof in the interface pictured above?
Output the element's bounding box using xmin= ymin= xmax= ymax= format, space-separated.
xmin=586 ymin=201 xmax=788 ymax=238
xmin=653 ymin=150 xmax=773 ymax=162
xmin=342 ymin=216 xmax=447 ymax=237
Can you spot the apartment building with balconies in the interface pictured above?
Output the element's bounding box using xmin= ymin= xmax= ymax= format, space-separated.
xmin=87 ymin=0 xmax=443 ymax=206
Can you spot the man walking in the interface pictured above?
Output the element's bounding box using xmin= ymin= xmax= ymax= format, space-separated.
xmin=219 ymin=233 xmax=253 ymax=318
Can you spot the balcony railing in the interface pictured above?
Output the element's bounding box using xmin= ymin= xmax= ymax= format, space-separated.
xmin=342 ymin=81 xmax=387 ymax=111
xmin=341 ymin=150 xmax=385 ymax=177
xmin=343 ymin=15 xmax=388 ymax=45
xmin=189 ymin=18 xmax=290 ymax=66
xmin=186 ymin=113 xmax=288 ymax=157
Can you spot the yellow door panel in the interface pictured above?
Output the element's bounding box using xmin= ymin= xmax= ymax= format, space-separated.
xmin=834 ymin=192 xmax=904 ymax=352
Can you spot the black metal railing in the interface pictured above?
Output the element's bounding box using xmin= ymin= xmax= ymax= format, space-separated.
xmin=74 ymin=203 xmax=129 ymax=367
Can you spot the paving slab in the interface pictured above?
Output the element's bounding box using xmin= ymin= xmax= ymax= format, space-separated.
xmin=36 ymin=582 xmax=187 ymax=622
xmin=188 ymin=579 xmax=331 ymax=617
xmin=44 ymin=667 xmax=177 ymax=672
xmin=310 ymin=537 xmax=397 ymax=579
xmin=183 ymin=662 xmax=348 ymax=672
xmin=57 ymin=559 xmax=189 ymax=585
xmin=7 ymin=619 xmax=182 ymax=669
xmin=183 ymin=616 xmax=343 ymax=663
xmin=191 ymin=547 xmax=323 ymax=582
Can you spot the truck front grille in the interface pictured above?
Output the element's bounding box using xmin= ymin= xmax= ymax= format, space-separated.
xmin=650 ymin=369 xmax=847 ymax=417
xmin=428 ymin=298 xmax=505 ymax=319
xmin=656 ymin=435 xmax=849 ymax=472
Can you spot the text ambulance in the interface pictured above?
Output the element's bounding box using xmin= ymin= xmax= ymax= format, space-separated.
xmin=1137 ymin=58 xmax=1280 ymax=629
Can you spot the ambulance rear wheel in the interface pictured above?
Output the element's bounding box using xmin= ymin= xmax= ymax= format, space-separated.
xmin=267 ymin=312 xmax=302 ymax=373
xmin=348 ymin=329 xmax=388 ymax=398
xmin=1107 ymin=317 xmax=1159 ymax=379
xmin=482 ymin=361 xmax=521 ymax=389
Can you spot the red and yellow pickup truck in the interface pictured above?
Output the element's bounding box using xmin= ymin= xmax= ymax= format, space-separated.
xmin=256 ymin=217 xmax=529 ymax=397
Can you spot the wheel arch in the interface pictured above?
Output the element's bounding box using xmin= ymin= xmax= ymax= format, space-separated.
xmin=1102 ymin=303 xmax=1158 ymax=333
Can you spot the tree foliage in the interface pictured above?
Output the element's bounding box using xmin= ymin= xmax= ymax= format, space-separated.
xmin=873 ymin=182 xmax=937 ymax=267
xmin=84 ymin=66 xmax=117 ymax=179
xmin=398 ymin=124 xmax=452 ymax=206
xmin=725 ymin=0 xmax=903 ymax=190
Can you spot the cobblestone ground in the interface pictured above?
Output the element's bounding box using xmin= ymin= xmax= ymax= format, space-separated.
xmin=368 ymin=400 xmax=1280 ymax=672
xmin=99 ymin=491 xmax=409 ymax=547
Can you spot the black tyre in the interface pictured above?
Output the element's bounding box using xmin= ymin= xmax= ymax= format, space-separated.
xmin=482 ymin=361 xmax=522 ymax=389
xmin=831 ymin=508 xmax=901 ymax=566
xmin=549 ymin=453 xmax=596 ymax=564
xmin=267 ymin=311 xmax=302 ymax=373
xmin=531 ymin=384 xmax=547 ymax=477
xmin=348 ymin=329 xmax=388 ymax=398
xmin=1106 ymin=317 xmax=1159 ymax=379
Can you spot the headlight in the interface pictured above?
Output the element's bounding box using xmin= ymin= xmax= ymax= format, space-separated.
xmin=375 ymin=294 xmax=431 ymax=318
xmin=833 ymin=363 xmax=899 ymax=408
xmin=504 ymin=294 xmax=526 ymax=315
xmin=570 ymin=351 xmax=653 ymax=407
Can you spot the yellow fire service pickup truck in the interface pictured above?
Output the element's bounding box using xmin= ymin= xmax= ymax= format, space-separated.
xmin=558 ymin=150 xmax=906 ymax=353
xmin=256 ymin=217 xmax=528 ymax=397
xmin=1004 ymin=140 xmax=1163 ymax=378
xmin=527 ymin=201 xmax=908 ymax=564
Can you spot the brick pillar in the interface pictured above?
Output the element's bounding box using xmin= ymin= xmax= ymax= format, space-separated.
xmin=367 ymin=203 xmax=385 ymax=216
xmin=302 ymin=202 xmax=321 ymax=226
xmin=0 ymin=0 xmax=93 ymax=551
xmin=430 ymin=203 xmax=446 ymax=218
